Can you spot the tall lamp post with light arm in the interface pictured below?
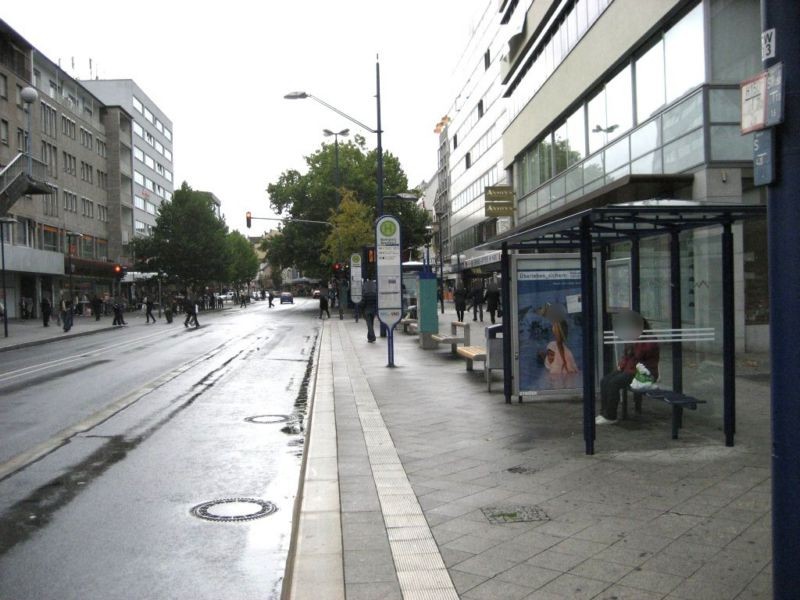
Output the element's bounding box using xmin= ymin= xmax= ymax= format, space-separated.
xmin=284 ymin=57 xmax=385 ymax=217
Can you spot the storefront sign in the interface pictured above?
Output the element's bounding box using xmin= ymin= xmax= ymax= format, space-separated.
xmin=484 ymin=186 xmax=515 ymax=217
xmin=350 ymin=253 xmax=362 ymax=303
xmin=375 ymin=215 xmax=402 ymax=327
xmin=766 ymin=63 xmax=784 ymax=127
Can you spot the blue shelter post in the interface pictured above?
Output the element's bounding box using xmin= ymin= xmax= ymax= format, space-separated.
xmin=669 ymin=229 xmax=683 ymax=395
xmin=501 ymin=242 xmax=513 ymax=404
xmin=579 ymin=218 xmax=596 ymax=455
xmin=763 ymin=2 xmax=800 ymax=594
xmin=721 ymin=222 xmax=735 ymax=446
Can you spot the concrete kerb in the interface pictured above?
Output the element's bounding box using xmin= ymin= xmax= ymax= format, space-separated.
xmin=281 ymin=321 xmax=345 ymax=600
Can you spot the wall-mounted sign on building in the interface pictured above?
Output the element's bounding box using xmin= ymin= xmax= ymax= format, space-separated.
xmin=484 ymin=186 xmax=515 ymax=217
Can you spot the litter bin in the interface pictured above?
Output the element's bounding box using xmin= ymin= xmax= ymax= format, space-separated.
xmin=486 ymin=324 xmax=504 ymax=390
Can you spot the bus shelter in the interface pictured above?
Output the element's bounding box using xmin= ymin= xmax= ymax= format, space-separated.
xmin=483 ymin=202 xmax=766 ymax=455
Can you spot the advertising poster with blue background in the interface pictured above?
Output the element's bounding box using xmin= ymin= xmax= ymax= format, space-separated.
xmin=517 ymin=267 xmax=584 ymax=395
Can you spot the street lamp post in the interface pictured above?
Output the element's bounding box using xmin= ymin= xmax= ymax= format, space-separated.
xmin=435 ymin=213 xmax=445 ymax=314
xmin=323 ymin=128 xmax=349 ymax=195
xmin=66 ymin=231 xmax=83 ymax=310
xmin=21 ymin=87 xmax=38 ymax=175
xmin=0 ymin=217 xmax=17 ymax=338
xmin=284 ymin=56 xmax=385 ymax=217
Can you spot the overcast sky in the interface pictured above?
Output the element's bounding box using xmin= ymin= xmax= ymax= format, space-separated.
xmin=3 ymin=0 xmax=486 ymax=234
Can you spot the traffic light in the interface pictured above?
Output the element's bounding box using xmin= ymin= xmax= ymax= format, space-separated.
xmin=113 ymin=264 xmax=123 ymax=280
xmin=246 ymin=211 xmax=252 ymax=228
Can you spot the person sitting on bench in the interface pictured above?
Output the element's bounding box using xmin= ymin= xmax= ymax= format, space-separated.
xmin=596 ymin=317 xmax=659 ymax=425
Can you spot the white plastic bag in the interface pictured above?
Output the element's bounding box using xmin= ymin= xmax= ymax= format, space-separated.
xmin=630 ymin=362 xmax=657 ymax=391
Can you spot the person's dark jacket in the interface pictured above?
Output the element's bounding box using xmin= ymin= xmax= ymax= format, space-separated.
xmin=470 ymin=286 xmax=485 ymax=306
xmin=361 ymin=287 xmax=378 ymax=315
xmin=453 ymin=287 xmax=468 ymax=310
xmin=619 ymin=342 xmax=660 ymax=380
xmin=485 ymin=287 xmax=500 ymax=312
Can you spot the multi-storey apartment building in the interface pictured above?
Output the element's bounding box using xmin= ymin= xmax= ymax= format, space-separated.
xmin=0 ymin=19 xmax=172 ymax=318
xmin=81 ymin=79 xmax=174 ymax=248
xmin=501 ymin=0 xmax=766 ymax=351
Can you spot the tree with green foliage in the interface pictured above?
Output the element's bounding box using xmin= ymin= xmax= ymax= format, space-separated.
xmin=322 ymin=190 xmax=374 ymax=264
xmin=226 ymin=231 xmax=260 ymax=289
xmin=263 ymin=135 xmax=430 ymax=277
xmin=137 ymin=182 xmax=230 ymax=292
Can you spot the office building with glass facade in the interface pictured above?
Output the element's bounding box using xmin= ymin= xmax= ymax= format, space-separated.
xmin=502 ymin=0 xmax=767 ymax=354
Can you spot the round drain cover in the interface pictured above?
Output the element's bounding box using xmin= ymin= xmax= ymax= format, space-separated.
xmin=244 ymin=415 xmax=290 ymax=424
xmin=190 ymin=498 xmax=277 ymax=522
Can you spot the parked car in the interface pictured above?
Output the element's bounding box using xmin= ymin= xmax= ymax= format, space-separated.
xmin=280 ymin=292 xmax=294 ymax=304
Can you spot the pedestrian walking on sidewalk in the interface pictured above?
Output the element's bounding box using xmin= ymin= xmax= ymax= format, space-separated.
xmin=145 ymin=297 xmax=157 ymax=323
xmin=40 ymin=297 xmax=52 ymax=327
xmin=239 ymin=293 xmax=247 ymax=308
xmin=454 ymin=284 xmax=467 ymax=323
xmin=183 ymin=297 xmax=199 ymax=328
xmin=61 ymin=297 xmax=74 ymax=332
xmin=319 ymin=288 xmax=330 ymax=319
xmin=361 ymin=280 xmax=378 ymax=342
xmin=485 ymin=281 xmax=501 ymax=324
xmin=91 ymin=295 xmax=103 ymax=321
xmin=470 ymin=281 xmax=485 ymax=322
xmin=112 ymin=299 xmax=125 ymax=326
xmin=268 ymin=290 xmax=274 ymax=307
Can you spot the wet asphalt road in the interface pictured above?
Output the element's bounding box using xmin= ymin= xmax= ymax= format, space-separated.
xmin=0 ymin=298 xmax=321 ymax=599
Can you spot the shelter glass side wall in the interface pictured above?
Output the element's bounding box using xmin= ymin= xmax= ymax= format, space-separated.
xmin=609 ymin=226 xmax=727 ymax=419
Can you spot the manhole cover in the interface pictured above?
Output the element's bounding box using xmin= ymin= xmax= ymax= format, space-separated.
xmin=190 ymin=498 xmax=277 ymax=522
xmin=481 ymin=505 xmax=550 ymax=524
xmin=244 ymin=415 xmax=290 ymax=424
xmin=507 ymin=465 xmax=538 ymax=475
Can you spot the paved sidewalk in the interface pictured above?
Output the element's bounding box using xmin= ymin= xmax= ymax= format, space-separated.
xmin=286 ymin=308 xmax=772 ymax=600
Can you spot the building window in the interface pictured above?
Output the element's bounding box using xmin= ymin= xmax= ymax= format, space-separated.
xmin=43 ymin=226 xmax=59 ymax=251
xmin=61 ymin=116 xmax=76 ymax=139
xmin=465 ymin=152 xmax=472 ymax=169
xmin=134 ymin=171 xmax=145 ymax=186
xmin=41 ymin=141 xmax=58 ymax=177
xmin=453 ymin=134 xmax=458 ymax=150
xmin=134 ymin=146 xmax=145 ymax=162
xmin=0 ymin=74 xmax=7 ymax=99
xmin=134 ymin=195 xmax=146 ymax=210
xmin=144 ymin=107 xmax=154 ymax=123
xmin=43 ymin=188 xmax=59 ymax=217
xmin=17 ymin=128 xmax=27 ymax=152
xmin=41 ymin=103 xmax=58 ymax=139
xmin=0 ymin=120 xmax=8 ymax=145
xmin=62 ymin=152 xmax=77 ymax=176
xmin=164 ymin=127 xmax=172 ymax=142
xmin=97 ymin=170 xmax=107 ymax=190
xmin=80 ymin=127 xmax=93 ymax=150
xmin=146 ymin=201 xmax=157 ymax=215
xmin=81 ymin=198 xmax=94 ymax=218
xmin=63 ymin=190 xmax=78 ymax=212
xmin=97 ymin=205 xmax=108 ymax=222
xmin=135 ymin=220 xmax=147 ymax=234
xmin=664 ymin=3 xmax=705 ymax=103
xmin=477 ymin=99 xmax=484 ymax=119
xmin=588 ymin=65 xmax=633 ymax=155
xmin=484 ymin=49 xmax=490 ymax=70
xmin=80 ymin=161 xmax=94 ymax=184
xmin=96 ymin=139 xmax=107 ymax=158
xmin=96 ymin=238 xmax=108 ymax=260
xmin=132 ymin=96 xmax=143 ymax=113
xmin=164 ymin=148 xmax=172 ymax=161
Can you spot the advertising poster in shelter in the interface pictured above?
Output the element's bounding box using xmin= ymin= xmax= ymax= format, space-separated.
xmin=515 ymin=258 xmax=584 ymax=396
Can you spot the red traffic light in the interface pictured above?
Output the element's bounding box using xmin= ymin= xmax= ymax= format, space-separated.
xmin=246 ymin=211 xmax=252 ymax=228
xmin=333 ymin=262 xmax=341 ymax=271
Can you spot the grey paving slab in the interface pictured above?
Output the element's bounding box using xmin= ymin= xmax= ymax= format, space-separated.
xmin=286 ymin=308 xmax=774 ymax=599
xmin=345 ymin=582 xmax=403 ymax=600
xmin=344 ymin=549 xmax=399 ymax=584
xmin=462 ymin=578 xmax=535 ymax=600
